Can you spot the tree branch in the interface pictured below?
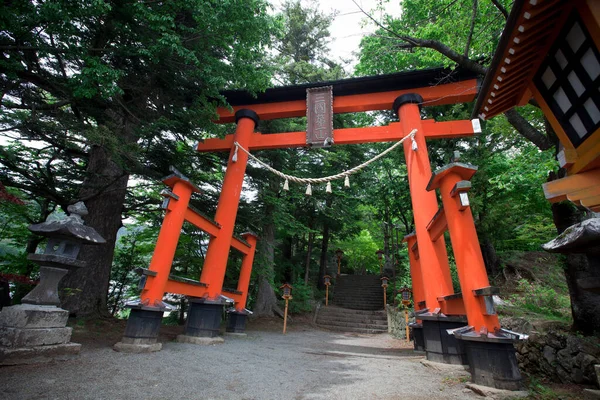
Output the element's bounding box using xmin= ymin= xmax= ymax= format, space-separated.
xmin=464 ymin=0 xmax=478 ymax=57
xmin=490 ymin=0 xmax=509 ymax=20
xmin=504 ymin=108 xmax=552 ymax=150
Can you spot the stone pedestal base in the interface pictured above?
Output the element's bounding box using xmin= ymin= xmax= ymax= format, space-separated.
xmin=461 ymin=338 xmax=523 ymax=390
xmin=0 ymin=342 xmax=80 ymax=366
xmin=409 ymin=322 xmax=425 ymax=352
xmin=184 ymin=298 xmax=224 ymax=338
xmin=0 ymin=304 xmax=79 ymax=365
xmin=113 ymin=338 xmax=162 ymax=353
xmin=421 ymin=315 xmax=468 ymax=365
xmin=224 ymin=332 xmax=248 ymax=337
xmin=176 ymin=335 xmax=224 ymax=345
xmin=226 ymin=311 xmax=248 ymax=334
xmin=114 ymin=306 xmax=164 ymax=353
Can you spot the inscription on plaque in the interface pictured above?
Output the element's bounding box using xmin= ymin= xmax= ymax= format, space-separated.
xmin=306 ymin=86 xmax=333 ymax=147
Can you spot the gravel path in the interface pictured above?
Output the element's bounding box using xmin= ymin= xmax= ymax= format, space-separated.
xmin=0 ymin=326 xmax=481 ymax=400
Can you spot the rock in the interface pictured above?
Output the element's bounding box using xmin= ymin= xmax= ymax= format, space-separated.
xmin=0 ymin=342 xmax=80 ymax=366
xmin=572 ymin=367 xmax=584 ymax=384
xmin=465 ymin=383 xmax=528 ymax=399
xmin=543 ymin=345 xmax=557 ymax=365
xmin=557 ymin=348 xmax=572 ymax=370
xmin=557 ymin=365 xmax=571 ymax=383
xmin=582 ymin=355 xmax=599 ymax=383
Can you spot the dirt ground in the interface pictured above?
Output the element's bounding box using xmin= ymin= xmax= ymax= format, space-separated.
xmin=0 ymin=315 xmax=588 ymax=399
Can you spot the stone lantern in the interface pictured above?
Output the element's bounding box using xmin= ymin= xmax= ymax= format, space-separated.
xmin=0 ymin=202 xmax=105 ymax=365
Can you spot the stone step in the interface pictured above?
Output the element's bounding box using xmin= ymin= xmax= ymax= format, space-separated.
xmin=318 ymin=307 xmax=386 ymax=316
xmin=316 ymin=324 xmax=387 ymax=334
xmin=315 ymin=319 xmax=388 ymax=330
xmin=316 ymin=316 xmax=388 ymax=325
xmin=332 ymin=305 xmax=384 ymax=311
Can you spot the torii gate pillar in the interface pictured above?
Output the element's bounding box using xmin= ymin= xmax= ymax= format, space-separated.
xmin=395 ymin=95 xmax=468 ymax=364
xmin=179 ymin=109 xmax=259 ymax=343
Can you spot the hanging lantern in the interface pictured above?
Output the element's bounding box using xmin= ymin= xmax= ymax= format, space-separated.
xmin=376 ymin=249 xmax=384 ymax=260
xmin=323 ymin=275 xmax=332 ymax=286
xmin=280 ymin=283 xmax=293 ymax=300
xmin=400 ymin=286 xmax=412 ymax=306
xmin=380 ymin=276 xmax=389 ymax=288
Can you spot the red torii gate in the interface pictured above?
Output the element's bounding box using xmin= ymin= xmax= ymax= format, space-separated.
xmin=116 ymin=67 xmax=524 ymax=389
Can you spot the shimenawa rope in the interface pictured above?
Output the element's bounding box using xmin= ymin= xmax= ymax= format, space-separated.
xmin=232 ymin=128 xmax=418 ymax=194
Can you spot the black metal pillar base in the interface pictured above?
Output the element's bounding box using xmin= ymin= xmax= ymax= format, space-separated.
xmin=226 ymin=311 xmax=248 ymax=333
xmin=184 ymin=297 xmax=225 ymax=338
xmin=460 ymin=339 xmax=523 ymax=390
xmin=409 ymin=322 xmax=425 ymax=351
xmin=421 ymin=315 xmax=468 ymax=365
xmin=114 ymin=307 xmax=163 ymax=352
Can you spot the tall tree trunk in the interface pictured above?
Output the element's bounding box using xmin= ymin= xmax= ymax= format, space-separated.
xmin=551 ymin=202 xmax=600 ymax=335
xmin=480 ymin=238 xmax=501 ymax=278
xmin=60 ymin=145 xmax=129 ymax=317
xmin=253 ymin=201 xmax=283 ymax=318
xmin=304 ymin=231 xmax=314 ymax=284
xmin=317 ymin=224 xmax=330 ymax=290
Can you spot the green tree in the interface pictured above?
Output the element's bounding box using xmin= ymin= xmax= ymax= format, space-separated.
xmin=1 ymin=0 xmax=276 ymax=316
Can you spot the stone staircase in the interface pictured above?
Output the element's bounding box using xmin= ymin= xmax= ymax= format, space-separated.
xmin=332 ymin=274 xmax=385 ymax=310
xmin=315 ymin=275 xmax=388 ymax=334
xmin=315 ymin=306 xmax=388 ymax=334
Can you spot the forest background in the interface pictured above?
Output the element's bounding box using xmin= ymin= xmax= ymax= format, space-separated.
xmin=1 ymin=0 xmax=597 ymax=335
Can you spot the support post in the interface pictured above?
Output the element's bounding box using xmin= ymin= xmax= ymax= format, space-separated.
xmin=325 ymin=285 xmax=329 ymax=306
xmin=225 ymin=232 xmax=259 ymax=336
xmin=394 ymin=95 xmax=455 ymax=310
xmin=283 ymin=298 xmax=289 ymax=334
xmin=200 ymin=110 xmax=259 ymax=298
xmin=403 ymin=233 xmax=425 ymax=311
xmin=405 ymin=307 xmax=410 ymax=344
xmin=142 ymin=177 xmax=196 ymax=306
xmin=428 ymin=162 xmax=525 ymax=389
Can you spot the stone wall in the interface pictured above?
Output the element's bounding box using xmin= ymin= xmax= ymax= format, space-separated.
xmin=501 ymin=317 xmax=600 ymax=386
xmin=386 ymin=305 xmax=410 ymax=339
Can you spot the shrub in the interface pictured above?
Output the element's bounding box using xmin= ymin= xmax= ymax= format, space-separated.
xmin=509 ymin=279 xmax=570 ymax=318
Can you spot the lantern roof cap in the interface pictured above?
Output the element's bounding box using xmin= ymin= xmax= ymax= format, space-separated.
xmin=28 ymin=202 xmax=106 ymax=244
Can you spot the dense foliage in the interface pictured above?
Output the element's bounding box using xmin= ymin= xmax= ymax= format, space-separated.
xmin=0 ymin=0 xmax=590 ymax=334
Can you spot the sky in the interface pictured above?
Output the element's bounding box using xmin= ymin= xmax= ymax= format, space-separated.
xmin=270 ymin=0 xmax=403 ymax=72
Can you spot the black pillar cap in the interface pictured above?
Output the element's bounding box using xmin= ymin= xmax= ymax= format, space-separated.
xmin=392 ymin=93 xmax=424 ymax=115
xmin=235 ymin=109 xmax=260 ymax=125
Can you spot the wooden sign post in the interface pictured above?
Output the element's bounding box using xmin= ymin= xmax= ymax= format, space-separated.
xmin=280 ymin=284 xmax=293 ymax=334
xmin=323 ymin=275 xmax=332 ymax=306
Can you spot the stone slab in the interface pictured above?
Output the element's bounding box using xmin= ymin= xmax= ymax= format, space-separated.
xmin=0 ymin=342 xmax=80 ymax=366
xmin=420 ymin=359 xmax=470 ymax=377
xmin=466 ymin=383 xmax=528 ymax=399
xmin=177 ymin=335 xmax=224 ymax=345
xmin=113 ymin=341 xmax=162 ymax=353
xmin=0 ymin=326 xmax=72 ymax=348
xmin=224 ymin=332 xmax=248 ymax=338
xmin=0 ymin=304 xmax=68 ymax=328
xmin=584 ymin=389 xmax=600 ymax=400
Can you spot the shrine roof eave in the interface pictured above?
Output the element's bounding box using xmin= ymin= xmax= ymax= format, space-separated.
xmin=221 ymin=66 xmax=480 ymax=107
xmin=472 ymin=0 xmax=566 ymax=120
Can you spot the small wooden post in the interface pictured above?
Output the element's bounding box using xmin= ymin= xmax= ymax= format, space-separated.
xmin=280 ymin=284 xmax=293 ymax=334
xmin=283 ymin=298 xmax=289 ymax=334
xmin=324 ymin=275 xmax=331 ymax=307
xmin=400 ymin=287 xmax=412 ymax=343
xmin=381 ymin=276 xmax=389 ymax=309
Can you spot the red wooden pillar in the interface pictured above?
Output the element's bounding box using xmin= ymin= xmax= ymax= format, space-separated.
xmin=142 ymin=176 xmax=197 ymax=306
xmin=428 ymin=164 xmax=500 ymax=332
xmin=402 ymin=232 xmax=425 ymax=311
xmin=200 ymin=110 xmax=259 ymax=299
xmin=394 ymin=94 xmax=454 ymax=310
xmin=235 ymin=232 xmax=258 ymax=311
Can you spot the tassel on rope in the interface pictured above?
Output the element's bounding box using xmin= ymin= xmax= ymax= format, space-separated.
xmin=283 ymin=178 xmax=289 ymax=191
xmin=344 ymin=175 xmax=350 ymax=188
xmin=305 ymin=183 xmax=312 ymax=196
xmin=232 ymin=143 xmax=239 ymax=162
xmin=326 ymin=181 xmax=332 ymax=193
xmin=410 ymin=133 xmax=418 ymax=152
